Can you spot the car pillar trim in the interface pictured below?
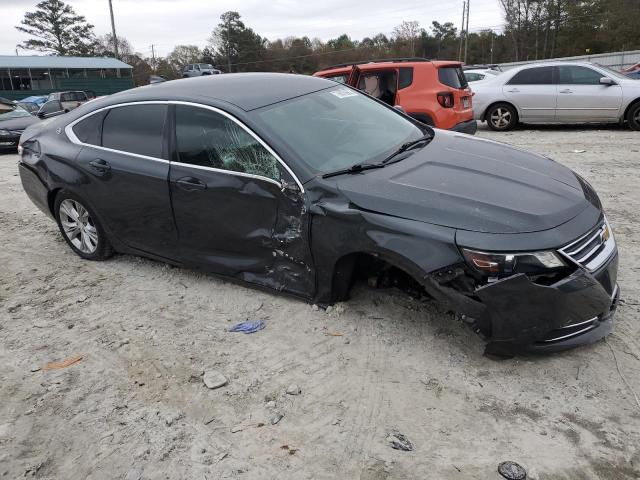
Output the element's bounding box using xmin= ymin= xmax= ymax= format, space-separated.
xmin=171 ymin=161 xmax=282 ymax=189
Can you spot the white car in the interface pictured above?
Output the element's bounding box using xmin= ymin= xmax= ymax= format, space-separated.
xmin=464 ymin=68 xmax=500 ymax=83
xmin=472 ymin=61 xmax=640 ymax=131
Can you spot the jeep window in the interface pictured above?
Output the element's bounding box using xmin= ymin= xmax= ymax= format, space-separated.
xmin=438 ymin=66 xmax=468 ymax=89
xmin=255 ymin=86 xmax=424 ymax=174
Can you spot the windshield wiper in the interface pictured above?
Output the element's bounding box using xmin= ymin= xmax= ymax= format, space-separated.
xmin=321 ymin=133 xmax=434 ymax=180
xmin=381 ymin=134 xmax=434 ymax=165
xmin=322 ymin=162 xmax=385 ymax=179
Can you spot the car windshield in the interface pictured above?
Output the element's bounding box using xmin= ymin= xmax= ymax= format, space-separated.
xmin=253 ymin=86 xmax=426 ymax=174
xmin=595 ymin=63 xmax=630 ymax=80
xmin=0 ymin=104 xmax=32 ymax=119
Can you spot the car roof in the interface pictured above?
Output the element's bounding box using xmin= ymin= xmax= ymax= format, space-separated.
xmin=316 ymin=59 xmax=462 ymax=76
xmin=509 ymin=61 xmax=604 ymax=72
xmin=100 ymin=73 xmax=335 ymax=111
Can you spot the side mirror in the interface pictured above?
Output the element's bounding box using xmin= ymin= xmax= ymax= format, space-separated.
xmin=37 ymin=111 xmax=46 ymax=119
xmin=394 ymin=105 xmax=406 ymax=113
xmin=600 ymin=77 xmax=616 ymax=86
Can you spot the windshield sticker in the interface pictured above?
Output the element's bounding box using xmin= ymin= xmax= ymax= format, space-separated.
xmin=330 ymin=88 xmax=358 ymax=99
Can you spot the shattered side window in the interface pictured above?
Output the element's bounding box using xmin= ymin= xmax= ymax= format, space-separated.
xmin=175 ymin=105 xmax=280 ymax=182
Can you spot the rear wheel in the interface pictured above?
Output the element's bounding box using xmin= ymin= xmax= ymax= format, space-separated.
xmin=54 ymin=191 xmax=113 ymax=260
xmin=486 ymin=103 xmax=517 ymax=131
xmin=627 ymin=102 xmax=640 ymax=131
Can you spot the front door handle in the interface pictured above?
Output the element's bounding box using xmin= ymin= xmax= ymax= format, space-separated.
xmin=176 ymin=176 xmax=207 ymax=191
xmin=559 ymin=89 xmax=573 ymax=94
xmin=89 ymin=158 xmax=111 ymax=172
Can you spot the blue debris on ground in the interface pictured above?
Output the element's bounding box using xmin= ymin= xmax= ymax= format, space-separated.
xmin=229 ymin=320 xmax=266 ymax=334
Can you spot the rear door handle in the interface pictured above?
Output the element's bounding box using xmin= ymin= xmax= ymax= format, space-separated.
xmin=559 ymin=89 xmax=573 ymax=94
xmin=507 ymin=88 xmax=520 ymax=93
xmin=89 ymin=158 xmax=111 ymax=172
xmin=176 ymin=176 xmax=207 ymax=191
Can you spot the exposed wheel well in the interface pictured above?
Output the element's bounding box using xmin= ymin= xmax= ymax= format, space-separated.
xmin=483 ymin=101 xmax=519 ymax=122
xmin=330 ymin=252 xmax=426 ymax=302
xmin=623 ymin=98 xmax=640 ymax=121
xmin=48 ymin=188 xmax=62 ymax=216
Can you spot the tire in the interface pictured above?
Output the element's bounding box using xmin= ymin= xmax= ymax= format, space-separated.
xmin=54 ymin=190 xmax=113 ymax=260
xmin=627 ymin=102 xmax=640 ymax=131
xmin=486 ymin=103 xmax=518 ymax=131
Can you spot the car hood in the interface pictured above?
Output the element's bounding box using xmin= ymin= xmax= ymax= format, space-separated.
xmin=0 ymin=115 xmax=39 ymax=131
xmin=335 ymin=130 xmax=596 ymax=234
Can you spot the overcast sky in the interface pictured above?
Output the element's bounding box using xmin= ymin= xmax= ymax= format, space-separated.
xmin=1 ymin=0 xmax=504 ymax=58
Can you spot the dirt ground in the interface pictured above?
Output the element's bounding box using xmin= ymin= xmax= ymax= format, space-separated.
xmin=1 ymin=124 xmax=640 ymax=480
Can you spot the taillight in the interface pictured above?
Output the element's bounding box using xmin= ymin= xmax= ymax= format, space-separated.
xmin=437 ymin=92 xmax=454 ymax=108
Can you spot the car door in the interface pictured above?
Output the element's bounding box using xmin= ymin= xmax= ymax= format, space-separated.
xmin=556 ymin=65 xmax=622 ymax=121
xmin=70 ymin=102 xmax=178 ymax=258
xmin=503 ymin=66 xmax=556 ymax=122
xmin=168 ymin=103 xmax=314 ymax=295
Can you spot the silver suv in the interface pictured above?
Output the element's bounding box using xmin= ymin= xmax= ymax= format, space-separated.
xmin=182 ymin=63 xmax=222 ymax=78
xmin=472 ymin=61 xmax=640 ymax=131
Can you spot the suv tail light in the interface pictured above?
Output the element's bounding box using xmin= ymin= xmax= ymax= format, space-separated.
xmin=437 ymin=92 xmax=454 ymax=108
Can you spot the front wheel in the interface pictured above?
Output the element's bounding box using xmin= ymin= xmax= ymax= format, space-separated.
xmin=627 ymin=102 xmax=640 ymax=131
xmin=54 ymin=191 xmax=113 ymax=260
xmin=486 ymin=103 xmax=517 ymax=131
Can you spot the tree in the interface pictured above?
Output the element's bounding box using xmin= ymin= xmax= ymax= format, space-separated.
xmin=16 ymin=0 xmax=97 ymax=55
xmin=209 ymin=11 xmax=265 ymax=72
xmin=96 ymin=34 xmax=134 ymax=62
xmin=393 ymin=21 xmax=421 ymax=56
xmin=167 ymin=45 xmax=203 ymax=73
xmin=430 ymin=21 xmax=458 ymax=58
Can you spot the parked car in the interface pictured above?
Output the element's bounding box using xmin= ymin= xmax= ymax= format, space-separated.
xmin=0 ymin=102 xmax=39 ymax=151
xmin=17 ymin=101 xmax=40 ymax=115
xmin=473 ymin=61 xmax=640 ymax=130
xmin=182 ymin=63 xmax=222 ymax=78
xmin=47 ymin=91 xmax=90 ymax=111
xmin=464 ymin=68 xmax=500 ymax=83
xmin=625 ymin=71 xmax=640 ymax=80
xmin=314 ymin=58 xmax=476 ymax=134
xmin=18 ymin=73 xmax=619 ymax=354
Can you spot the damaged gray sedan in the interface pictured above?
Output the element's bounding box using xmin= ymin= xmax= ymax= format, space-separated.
xmin=18 ymin=73 xmax=618 ymax=354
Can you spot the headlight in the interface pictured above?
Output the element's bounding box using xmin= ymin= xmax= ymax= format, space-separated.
xmin=0 ymin=129 xmax=11 ymax=136
xmin=461 ymin=248 xmax=566 ymax=276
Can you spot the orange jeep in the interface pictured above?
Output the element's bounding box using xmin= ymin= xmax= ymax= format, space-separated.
xmin=314 ymin=58 xmax=476 ymax=134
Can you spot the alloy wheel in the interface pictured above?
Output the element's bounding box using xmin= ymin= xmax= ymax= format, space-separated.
xmin=59 ymin=199 xmax=98 ymax=254
xmin=490 ymin=107 xmax=512 ymax=129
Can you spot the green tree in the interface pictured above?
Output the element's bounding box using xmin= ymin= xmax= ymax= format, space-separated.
xmin=209 ymin=11 xmax=265 ymax=72
xmin=16 ymin=0 xmax=97 ymax=55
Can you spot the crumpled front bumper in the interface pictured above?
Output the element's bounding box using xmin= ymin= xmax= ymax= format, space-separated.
xmin=477 ymin=251 xmax=619 ymax=354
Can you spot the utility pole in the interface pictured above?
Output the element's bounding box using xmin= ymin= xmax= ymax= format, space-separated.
xmin=226 ymin=17 xmax=232 ymax=73
xmin=458 ymin=1 xmax=466 ymax=61
xmin=464 ymin=0 xmax=470 ymax=64
xmin=151 ymin=44 xmax=156 ymax=73
xmin=490 ymin=31 xmax=494 ymax=64
xmin=108 ymin=0 xmax=119 ymax=59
